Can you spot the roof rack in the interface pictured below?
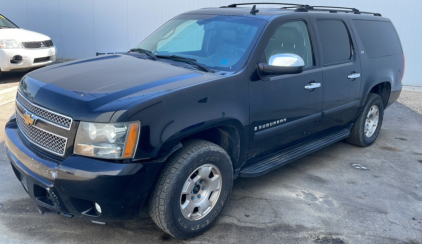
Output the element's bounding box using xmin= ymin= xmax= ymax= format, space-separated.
xmin=221 ymin=3 xmax=382 ymax=17
xmin=221 ymin=2 xmax=304 ymax=8
xmin=308 ymin=6 xmax=382 ymax=16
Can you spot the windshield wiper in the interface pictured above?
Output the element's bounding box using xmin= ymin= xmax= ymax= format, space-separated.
xmin=156 ymin=55 xmax=211 ymax=73
xmin=129 ymin=48 xmax=158 ymax=60
xmin=0 ymin=26 xmax=14 ymax=29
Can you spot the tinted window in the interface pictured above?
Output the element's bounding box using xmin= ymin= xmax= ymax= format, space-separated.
xmin=353 ymin=20 xmax=402 ymax=58
xmin=137 ymin=15 xmax=266 ymax=72
xmin=157 ymin=20 xmax=205 ymax=52
xmin=264 ymin=21 xmax=314 ymax=69
xmin=316 ymin=20 xmax=352 ymax=65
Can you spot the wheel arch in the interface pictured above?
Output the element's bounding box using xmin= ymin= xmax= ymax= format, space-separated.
xmin=155 ymin=118 xmax=246 ymax=171
xmin=362 ymin=81 xmax=392 ymax=109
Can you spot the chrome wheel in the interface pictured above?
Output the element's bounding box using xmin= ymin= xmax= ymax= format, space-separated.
xmin=364 ymin=105 xmax=379 ymax=137
xmin=180 ymin=164 xmax=222 ymax=221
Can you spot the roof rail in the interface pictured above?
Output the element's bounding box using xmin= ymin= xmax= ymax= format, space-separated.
xmin=311 ymin=6 xmax=360 ymax=12
xmin=360 ymin=11 xmax=382 ymax=17
xmin=282 ymin=5 xmax=382 ymax=16
xmin=220 ymin=2 xmax=304 ymax=8
xmin=221 ymin=3 xmax=382 ymax=17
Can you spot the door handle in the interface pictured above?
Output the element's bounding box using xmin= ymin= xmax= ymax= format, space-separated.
xmin=304 ymin=82 xmax=321 ymax=91
xmin=348 ymin=73 xmax=361 ymax=79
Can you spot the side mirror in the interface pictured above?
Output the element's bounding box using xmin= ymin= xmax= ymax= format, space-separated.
xmin=257 ymin=54 xmax=305 ymax=79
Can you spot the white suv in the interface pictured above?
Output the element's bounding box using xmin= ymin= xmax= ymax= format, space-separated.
xmin=0 ymin=14 xmax=56 ymax=76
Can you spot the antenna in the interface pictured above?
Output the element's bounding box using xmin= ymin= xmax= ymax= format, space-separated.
xmin=250 ymin=5 xmax=259 ymax=14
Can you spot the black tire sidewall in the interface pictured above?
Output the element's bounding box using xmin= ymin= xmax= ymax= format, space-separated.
xmin=169 ymin=149 xmax=233 ymax=237
xmin=360 ymin=96 xmax=384 ymax=146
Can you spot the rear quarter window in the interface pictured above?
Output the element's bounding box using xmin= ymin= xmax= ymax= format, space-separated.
xmin=352 ymin=20 xmax=402 ymax=58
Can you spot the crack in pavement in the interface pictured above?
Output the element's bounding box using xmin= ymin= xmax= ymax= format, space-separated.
xmin=384 ymin=213 xmax=422 ymax=234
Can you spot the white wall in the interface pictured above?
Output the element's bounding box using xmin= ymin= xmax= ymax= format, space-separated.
xmin=1 ymin=0 xmax=419 ymax=86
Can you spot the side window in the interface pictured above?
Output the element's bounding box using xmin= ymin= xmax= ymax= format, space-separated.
xmin=264 ymin=21 xmax=314 ymax=69
xmin=352 ymin=20 xmax=402 ymax=58
xmin=316 ymin=20 xmax=352 ymax=65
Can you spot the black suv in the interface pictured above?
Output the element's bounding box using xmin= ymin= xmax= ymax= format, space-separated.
xmin=5 ymin=3 xmax=404 ymax=239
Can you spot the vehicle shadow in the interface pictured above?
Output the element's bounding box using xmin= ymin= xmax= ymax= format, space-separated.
xmin=0 ymin=71 xmax=26 ymax=85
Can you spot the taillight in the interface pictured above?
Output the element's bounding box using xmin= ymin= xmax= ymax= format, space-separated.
xmin=401 ymin=54 xmax=405 ymax=83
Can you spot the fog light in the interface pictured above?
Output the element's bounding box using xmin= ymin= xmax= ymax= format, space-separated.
xmin=11 ymin=55 xmax=22 ymax=64
xmin=94 ymin=203 xmax=102 ymax=214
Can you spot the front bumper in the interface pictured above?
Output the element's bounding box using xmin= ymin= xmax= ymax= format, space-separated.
xmin=0 ymin=47 xmax=56 ymax=72
xmin=4 ymin=117 xmax=162 ymax=222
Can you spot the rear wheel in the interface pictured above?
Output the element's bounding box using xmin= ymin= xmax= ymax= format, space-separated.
xmin=347 ymin=93 xmax=384 ymax=147
xmin=149 ymin=140 xmax=233 ymax=239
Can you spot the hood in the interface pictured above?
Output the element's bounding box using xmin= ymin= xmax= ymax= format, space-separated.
xmin=19 ymin=54 xmax=218 ymax=122
xmin=0 ymin=28 xmax=51 ymax=42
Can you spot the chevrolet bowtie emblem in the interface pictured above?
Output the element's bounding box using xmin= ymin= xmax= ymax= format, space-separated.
xmin=22 ymin=112 xmax=36 ymax=126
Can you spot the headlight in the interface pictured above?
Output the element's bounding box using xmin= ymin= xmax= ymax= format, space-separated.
xmin=0 ymin=39 xmax=22 ymax=49
xmin=74 ymin=121 xmax=140 ymax=159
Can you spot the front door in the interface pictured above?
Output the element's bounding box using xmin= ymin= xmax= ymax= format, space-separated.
xmin=248 ymin=20 xmax=323 ymax=162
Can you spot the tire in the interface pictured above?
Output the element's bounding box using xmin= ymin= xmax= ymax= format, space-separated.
xmin=149 ymin=139 xmax=233 ymax=239
xmin=347 ymin=93 xmax=384 ymax=147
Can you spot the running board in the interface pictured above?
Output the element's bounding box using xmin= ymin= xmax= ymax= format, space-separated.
xmin=240 ymin=128 xmax=350 ymax=177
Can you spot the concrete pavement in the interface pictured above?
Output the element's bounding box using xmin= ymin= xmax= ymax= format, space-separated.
xmin=0 ymin=98 xmax=421 ymax=243
xmin=0 ymin=72 xmax=25 ymax=105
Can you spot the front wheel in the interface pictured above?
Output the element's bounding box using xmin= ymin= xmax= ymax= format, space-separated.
xmin=149 ymin=140 xmax=233 ymax=239
xmin=347 ymin=93 xmax=384 ymax=147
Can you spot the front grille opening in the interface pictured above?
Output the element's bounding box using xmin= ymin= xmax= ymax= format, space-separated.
xmin=34 ymin=56 xmax=50 ymax=63
xmin=16 ymin=111 xmax=67 ymax=156
xmin=10 ymin=55 xmax=23 ymax=64
xmin=22 ymin=40 xmax=54 ymax=49
xmin=34 ymin=185 xmax=54 ymax=207
xmin=17 ymin=92 xmax=72 ymax=129
xmin=18 ymin=130 xmax=63 ymax=163
xmin=69 ymin=197 xmax=100 ymax=217
xmin=15 ymin=91 xmax=73 ymax=157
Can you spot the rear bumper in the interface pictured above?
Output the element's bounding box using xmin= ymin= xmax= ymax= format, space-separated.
xmin=4 ymin=117 xmax=162 ymax=222
xmin=0 ymin=47 xmax=56 ymax=72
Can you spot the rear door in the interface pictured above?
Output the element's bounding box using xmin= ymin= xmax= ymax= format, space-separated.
xmin=309 ymin=17 xmax=362 ymax=131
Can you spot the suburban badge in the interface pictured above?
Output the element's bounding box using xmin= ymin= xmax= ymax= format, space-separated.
xmin=255 ymin=118 xmax=287 ymax=132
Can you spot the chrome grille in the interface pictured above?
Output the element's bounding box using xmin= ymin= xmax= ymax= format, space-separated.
xmin=17 ymin=91 xmax=72 ymax=130
xmin=22 ymin=40 xmax=54 ymax=49
xmin=16 ymin=111 xmax=67 ymax=156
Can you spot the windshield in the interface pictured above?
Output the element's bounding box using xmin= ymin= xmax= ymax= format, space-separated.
xmin=0 ymin=15 xmax=18 ymax=28
xmin=136 ymin=15 xmax=266 ymax=72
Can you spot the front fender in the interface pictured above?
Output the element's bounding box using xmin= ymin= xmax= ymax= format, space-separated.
xmin=110 ymin=72 xmax=250 ymax=162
